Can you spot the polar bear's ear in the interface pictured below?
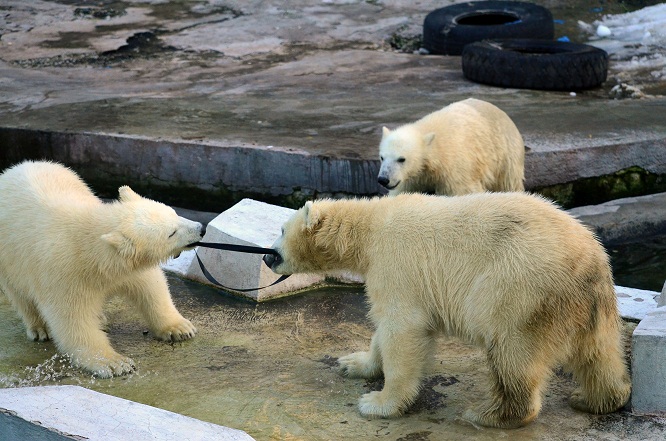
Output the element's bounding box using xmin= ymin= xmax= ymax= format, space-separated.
xmin=303 ymin=201 xmax=321 ymax=231
xmin=382 ymin=126 xmax=391 ymax=138
xmin=423 ymin=132 xmax=436 ymax=147
xmin=101 ymin=231 xmax=135 ymax=258
xmin=118 ymin=186 xmax=141 ymax=203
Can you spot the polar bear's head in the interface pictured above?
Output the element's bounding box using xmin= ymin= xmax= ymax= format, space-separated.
xmin=102 ymin=186 xmax=205 ymax=266
xmin=377 ymin=126 xmax=435 ymax=193
xmin=263 ymin=201 xmax=341 ymax=275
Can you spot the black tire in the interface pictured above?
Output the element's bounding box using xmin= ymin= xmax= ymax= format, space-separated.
xmin=461 ymin=39 xmax=609 ymax=91
xmin=423 ymin=1 xmax=554 ymax=56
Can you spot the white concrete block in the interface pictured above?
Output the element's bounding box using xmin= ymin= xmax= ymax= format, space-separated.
xmin=632 ymin=306 xmax=666 ymax=414
xmin=162 ymin=249 xmax=196 ymax=277
xmin=185 ymin=199 xmax=324 ymax=301
xmin=0 ymin=385 xmax=254 ymax=441
xmin=615 ymin=285 xmax=659 ymax=321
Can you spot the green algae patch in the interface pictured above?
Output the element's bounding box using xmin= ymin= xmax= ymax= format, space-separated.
xmin=535 ymin=166 xmax=666 ymax=209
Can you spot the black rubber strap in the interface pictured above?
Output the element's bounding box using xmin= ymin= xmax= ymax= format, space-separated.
xmin=194 ymin=242 xmax=290 ymax=292
xmin=195 ymin=241 xmax=279 ymax=255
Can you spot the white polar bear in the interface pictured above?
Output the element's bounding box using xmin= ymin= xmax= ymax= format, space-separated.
xmin=377 ymin=98 xmax=525 ymax=195
xmin=0 ymin=161 xmax=204 ymax=377
xmin=264 ymin=193 xmax=631 ymax=428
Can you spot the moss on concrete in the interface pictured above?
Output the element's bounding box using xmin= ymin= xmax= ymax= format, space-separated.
xmin=387 ymin=26 xmax=423 ymax=53
xmin=535 ymin=166 xmax=666 ymax=209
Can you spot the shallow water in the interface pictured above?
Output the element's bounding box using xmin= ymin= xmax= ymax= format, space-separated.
xmin=2 ymin=276 xmax=660 ymax=440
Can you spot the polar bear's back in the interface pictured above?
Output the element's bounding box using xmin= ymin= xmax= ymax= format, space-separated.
xmin=0 ymin=161 xmax=99 ymax=209
xmin=414 ymin=98 xmax=521 ymax=142
xmin=0 ymin=161 xmax=103 ymax=288
xmin=361 ymin=192 xmax=612 ymax=340
xmin=374 ymin=192 xmax=606 ymax=281
xmin=372 ymin=192 xmax=591 ymax=250
xmin=408 ymin=98 xmax=524 ymax=193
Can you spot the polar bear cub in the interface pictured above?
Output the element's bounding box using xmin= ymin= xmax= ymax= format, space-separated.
xmin=264 ymin=193 xmax=631 ymax=428
xmin=378 ymin=98 xmax=524 ymax=195
xmin=0 ymin=161 xmax=204 ymax=377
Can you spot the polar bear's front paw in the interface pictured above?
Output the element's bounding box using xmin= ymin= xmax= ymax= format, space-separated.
xmin=358 ymin=391 xmax=403 ymax=418
xmin=153 ymin=317 xmax=197 ymax=342
xmin=338 ymin=351 xmax=380 ymax=379
xmin=78 ymin=353 xmax=136 ymax=378
xmin=27 ymin=325 xmax=50 ymax=342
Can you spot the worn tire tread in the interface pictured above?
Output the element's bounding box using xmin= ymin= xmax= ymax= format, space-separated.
xmin=462 ymin=40 xmax=609 ymax=91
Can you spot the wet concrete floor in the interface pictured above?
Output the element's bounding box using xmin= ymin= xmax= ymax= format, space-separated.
xmin=1 ymin=274 xmax=664 ymax=441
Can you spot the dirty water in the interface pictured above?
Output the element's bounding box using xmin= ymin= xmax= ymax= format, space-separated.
xmin=1 ymin=274 xmax=664 ymax=440
xmin=610 ymin=233 xmax=666 ymax=292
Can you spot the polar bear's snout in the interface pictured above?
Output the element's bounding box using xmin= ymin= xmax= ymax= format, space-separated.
xmin=377 ymin=163 xmax=393 ymax=189
xmin=179 ymin=217 xmax=206 ymax=249
xmin=187 ymin=223 xmax=205 ymax=247
xmin=377 ymin=161 xmax=401 ymax=190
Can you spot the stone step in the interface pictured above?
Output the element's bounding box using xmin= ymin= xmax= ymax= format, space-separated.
xmin=0 ymin=385 xmax=254 ymax=441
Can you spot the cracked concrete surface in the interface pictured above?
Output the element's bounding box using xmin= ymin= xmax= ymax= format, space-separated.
xmin=1 ymin=0 xmax=665 ymax=212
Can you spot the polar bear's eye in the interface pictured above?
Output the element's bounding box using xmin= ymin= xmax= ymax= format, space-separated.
xmin=168 ymin=230 xmax=177 ymax=238
xmin=380 ymin=156 xmax=384 ymax=161
xmin=397 ymin=157 xmax=406 ymax=163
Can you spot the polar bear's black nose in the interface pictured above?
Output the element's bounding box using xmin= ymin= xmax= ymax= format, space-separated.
xmin=263 ymin=253 xmax=282 ymax=269
xmin=263 ymin=254 xmax=275 ymax=268
xmin=200 ymin=224 xmax=206 ymax=238
xmin=377 ymin=176 xmax=390 ymax=188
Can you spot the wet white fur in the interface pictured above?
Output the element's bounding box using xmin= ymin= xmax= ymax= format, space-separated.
xmin=0 ymin=161 xmax=203 ymax=377
xmin=378 ymin=98 xmax=524 ymax=195
xmin=270 ymin=193 xmax=630 ymax=427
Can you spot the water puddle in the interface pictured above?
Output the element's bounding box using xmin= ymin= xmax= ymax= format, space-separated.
xmin=610 ymin=233 xmax=666 ymax=292
xmin=0 ymin=267 xmax=662 ymax=439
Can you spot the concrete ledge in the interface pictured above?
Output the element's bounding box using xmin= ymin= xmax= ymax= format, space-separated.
xmin=2 ymin=126 xmax=665 ymax=213
xmin=632 ymin=306 xmax=666 ymax=414
xmin=0 ymin=385 xmax=254 ymax=441
xmin=569 ymin=192 xmax=666 ymax=245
